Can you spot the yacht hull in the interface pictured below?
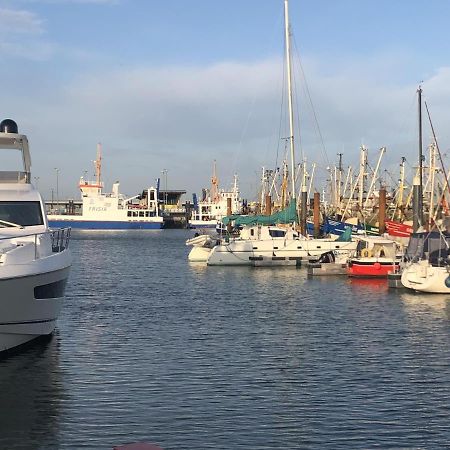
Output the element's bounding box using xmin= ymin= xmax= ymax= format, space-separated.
xmin=0 ymin=266 xmax=70 ymax=353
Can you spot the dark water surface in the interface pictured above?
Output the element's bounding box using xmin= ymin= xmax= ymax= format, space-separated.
xmin=1 ymin=230 xmax=450 ymax=449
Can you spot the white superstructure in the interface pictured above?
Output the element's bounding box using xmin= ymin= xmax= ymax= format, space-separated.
xmin=191 ymin=165 xmax=241 ymax=229
xmin=0 ymin=119 xmax=71 ymax=353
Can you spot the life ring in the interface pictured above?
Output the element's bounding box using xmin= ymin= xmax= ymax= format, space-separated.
xmin=361 ymin=248 xmax=372 ymax=258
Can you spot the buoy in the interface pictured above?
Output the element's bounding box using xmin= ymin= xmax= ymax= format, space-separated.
xmin=374 ymin=262 xmax=381 ymax=270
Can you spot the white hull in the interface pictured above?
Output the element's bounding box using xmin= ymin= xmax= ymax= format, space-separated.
xmin=401 ymin=262 xmax=450 ymax=293
xmin=207 ymin=238 xmax=357 ymax=266
xmin=0 ymin=262 xmax=70 ymax=352
xmin=188 ymin=246 xmax=213 ymax=262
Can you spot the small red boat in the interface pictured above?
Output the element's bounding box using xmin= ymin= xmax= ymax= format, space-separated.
xmin=348 ymin=237 xmax=400 ymax=278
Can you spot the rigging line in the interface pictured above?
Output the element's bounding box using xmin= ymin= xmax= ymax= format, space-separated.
xmin=291 ymin=33 xmax=330 ymax=167
xmin=290 ymin=48 xmax=304 ymax=165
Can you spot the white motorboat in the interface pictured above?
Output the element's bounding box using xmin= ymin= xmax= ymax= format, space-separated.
xmin=0 ymin=119 xmax=71 ymax=353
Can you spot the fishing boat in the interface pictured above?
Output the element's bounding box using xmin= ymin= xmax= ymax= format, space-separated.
xmin=0 ymin=119 xmax=71 ymax=352
xmin=347 ymin=236 xmax=400 ymax=277
xmin=190 ymin=164 xmax=241 ymax=229
xmin=47 ymin=144 xmax=163 ymax=230
xmin=385 ymin=220 xmax=413 ymax=238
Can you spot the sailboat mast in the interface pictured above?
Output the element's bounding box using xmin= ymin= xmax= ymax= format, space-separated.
xmin=284 ymin=0 xmax=296 ymax=200
xmin=418 ymin=85 xmax=423 ymax=226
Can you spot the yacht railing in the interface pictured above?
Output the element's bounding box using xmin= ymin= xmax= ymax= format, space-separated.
xmin=0 ymin=227 xmax=71 ymax=259
xmin=50 ymin=227 xmax=71 ymax=252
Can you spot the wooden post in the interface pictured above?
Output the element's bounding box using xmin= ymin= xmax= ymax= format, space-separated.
xmin=313 ymin=191 xmax=320 ymax=238
xmin=265 ymin=194 xmax=272 ymax=215
xmin=379 ymin=187 xmax=386 ymax=235
xmin=300 ymin=190 xmax=307 ymax=236
xmin=227 ymin=197 xmax=232 ymax=233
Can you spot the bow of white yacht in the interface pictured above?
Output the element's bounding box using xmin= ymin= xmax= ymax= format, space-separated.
xmin=0 ymin=119 xmax=71 ymax=353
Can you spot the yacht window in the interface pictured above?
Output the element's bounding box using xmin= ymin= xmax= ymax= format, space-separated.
xmin=250 ymin=229 xmax=254 ymax=236
xmin=127 ymin=211 xmax=132 ymax=217
xmin=269 ymin=229 xmax=285 ymax=238
xmin=139 ymin=211 xmax=144 ymax=217
xmin=0 ymin=201 xmax=43 ymax=226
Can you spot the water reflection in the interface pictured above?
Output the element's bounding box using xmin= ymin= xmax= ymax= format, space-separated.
xmin=0 ymin=334 xmax=62 ymax=449
xmin=401 ymin=290 xmax=450 ymax=318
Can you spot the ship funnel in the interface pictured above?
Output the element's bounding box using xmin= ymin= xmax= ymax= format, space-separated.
xmin=0 ymin=119 xmax=18 ymax=134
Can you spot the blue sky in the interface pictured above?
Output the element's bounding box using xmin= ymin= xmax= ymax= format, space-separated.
xmin=1 ymin=0 xmax=450 ymax=200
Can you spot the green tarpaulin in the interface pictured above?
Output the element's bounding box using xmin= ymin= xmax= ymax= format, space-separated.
xmin=222 ymin=199 xmax=298 ymax=226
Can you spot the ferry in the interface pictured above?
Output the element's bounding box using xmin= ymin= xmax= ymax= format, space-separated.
xmin=47 ymin=144 xmax=163 ymax=230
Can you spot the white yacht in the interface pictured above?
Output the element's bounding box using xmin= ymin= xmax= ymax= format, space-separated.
xmin=0 ymin=119 xmax=71 ymax=353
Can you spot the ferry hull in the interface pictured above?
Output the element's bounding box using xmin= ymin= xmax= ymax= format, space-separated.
xmin=48 ymin=219 xmax=163 ymax=230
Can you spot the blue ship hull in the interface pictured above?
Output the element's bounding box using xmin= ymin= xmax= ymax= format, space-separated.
xmin=48 ymin=219 xmax=163 ymax=230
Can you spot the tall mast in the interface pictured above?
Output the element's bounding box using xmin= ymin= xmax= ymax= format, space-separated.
xmin=418 ymin=85 xmax=423 ymax=226
xmin=284 ymin=0 xmax=296 ymax=200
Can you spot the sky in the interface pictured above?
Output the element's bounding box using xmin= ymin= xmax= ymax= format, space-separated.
xmin=2 ymin=0 xmax=450 ymax=201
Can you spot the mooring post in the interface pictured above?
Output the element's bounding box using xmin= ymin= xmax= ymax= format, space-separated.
xmin=265 ymin=194 xmax=272 ymax=215
xmin=227 ymin=197 xmax=232 ymax=233
xmin=313 ymin=191 xmax=320 ymax=238
xmin=379 ymin=187 xmax=386 ymax=235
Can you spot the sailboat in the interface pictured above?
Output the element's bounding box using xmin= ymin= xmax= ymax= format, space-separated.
xmin=187 ymin=0 xmax=358 ymax=265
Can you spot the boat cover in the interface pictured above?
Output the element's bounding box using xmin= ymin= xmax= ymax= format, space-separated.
xmin=222 ymin=199 xmax=297 ymax=226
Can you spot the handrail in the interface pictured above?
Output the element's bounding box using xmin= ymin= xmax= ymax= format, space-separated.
xmin=0 ymin=227 xmax=71 ymax=254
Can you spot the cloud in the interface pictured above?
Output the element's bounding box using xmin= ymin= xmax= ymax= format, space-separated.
xmin=3 ymin=54 xmax=450 ymax=200
xmin=0 ymin=7 xmax=44 ymax=35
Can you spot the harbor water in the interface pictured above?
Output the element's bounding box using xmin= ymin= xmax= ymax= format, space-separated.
xmin=1 ymin=230 xmax=450 ymax=449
